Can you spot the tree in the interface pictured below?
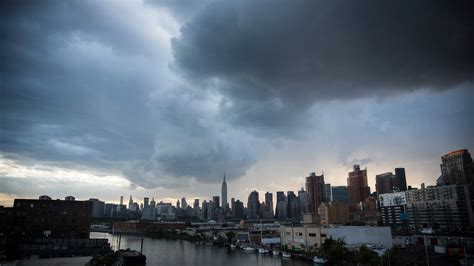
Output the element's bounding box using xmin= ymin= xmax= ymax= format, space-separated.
xmin=323 ymin=238 xmax=349 ymax=262
xmin=225 ymin=231 xmax=236 ymax=244
xmin=356 ymin=245 xmax=379 ymax=265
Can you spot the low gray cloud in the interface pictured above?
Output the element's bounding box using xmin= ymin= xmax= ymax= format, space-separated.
xmin=0 ymin=0 xmax=256 ymax=188
xmin=172 ymin=0 xmax=474 ymax=129
xmin=1 ymin=0 xmax=473 ymax=195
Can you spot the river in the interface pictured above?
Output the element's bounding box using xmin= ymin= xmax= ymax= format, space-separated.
xmin=90 ymin=232 xmax=313 ymax=265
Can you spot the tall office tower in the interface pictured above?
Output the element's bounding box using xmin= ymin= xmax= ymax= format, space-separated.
xmin=395 ymin=168 xmax=408 ymax=191
xmin=247 ymin=190 xmax=260 ymax=219
xmin=176 ymin=200 xmax=180 ymax=209
xmin=287 ymin=191 xmax=300 ymax=221
xmin=439 ymin=149 xmax=474 ymax=185
xmin=207 ymin=200 xmax=215 ymax=220
xmin=298 ymin=187 xmax=309 ymax=214
xmin=222 ymin=174 xmax=227 ymax=210
xmin=275 ymin=191 xmax=287 ymax=219
xmin=305 ymin=172 xmax=326 ymax=213
xmin=202 ymin=200 xmax=208 ymax=220
xmin=150 ymin=197 xmax=156 ymax=207
xmin=375 ymin=172 xmax=400 ymax=196
xmin=231 ymin=198 xmax=235 ymax=212
xmin=232 ymin=200 xmax=245 ymax=219
xmin=332 ymin=186 xmax=349 ymax=203
xmin=144 ymin=197 xmax=149 ymax=207
xmin=347 ymin=165 xmax=370 ymax=206
xmin=194 ymin=199 xmax=200 ymax=209
xmin=213 ymin=196 xmax=220 ymax=208
xmin=181 ymin=197 xmax=187 ymax=209
xmin=120 ymin=196 xmax=123 ymax=205
xmin=265 ymin=192 xmax=274 ymax=216
xmin=128 ymin=196 xmax=133 ymax=209
xmin=325 ymin=184 xmax=332 ymax=202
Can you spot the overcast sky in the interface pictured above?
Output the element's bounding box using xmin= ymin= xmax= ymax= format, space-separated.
xmin=1 ymin=0 xmax=473 ymax=206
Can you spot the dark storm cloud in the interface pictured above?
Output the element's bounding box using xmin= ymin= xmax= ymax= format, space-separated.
xmin=0 ymin=0 xmax=255 ymax=188
xmin=172 ymin=0 xmax=474 ymax=128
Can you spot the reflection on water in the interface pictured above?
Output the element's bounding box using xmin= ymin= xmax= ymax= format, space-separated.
xmin=90 ymin=232 xmax=312 ymax=266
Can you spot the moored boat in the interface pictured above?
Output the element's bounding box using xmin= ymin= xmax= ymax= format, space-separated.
xmin=282 ymin=252 xmax=291 ymax=258
xmin=243 ymin=246 xmax=255 ymax=252
xmin=258 ymin=247 xmax=269 ymax=254
xmin=313 ymin=256 xmax=328 ymax=264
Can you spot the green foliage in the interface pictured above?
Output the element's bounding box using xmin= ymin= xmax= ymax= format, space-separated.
xmin=225 ymin=231 xmax=236 ymax=244
xmin=355 ymin=245 xmax=379 ymax=265
xmin=322 ymin=237 xmax=348 ymax=262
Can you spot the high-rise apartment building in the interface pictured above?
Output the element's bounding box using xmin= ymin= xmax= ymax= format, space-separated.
xmin=347 ymin=165 xmax=370 ymax=206
xmin=406 ymin=185 xmax=474 ymax=231
xmin=439 ymin=149 xmax=474 ymax=185
xmin=305 ymin=172 xmax=326 ymax=213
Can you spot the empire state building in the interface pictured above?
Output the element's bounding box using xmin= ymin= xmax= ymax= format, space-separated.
xmin=221 ymin=173 xmax=227 ymax=210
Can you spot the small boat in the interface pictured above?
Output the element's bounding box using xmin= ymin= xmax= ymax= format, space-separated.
xmin=243 ymin=246 xmax=255 ymax=252
xmin=313 ymin=256 xmax=328 ymax=264
xmin=230 ymin=244 xmax=237 ymax=249
xmin=272 ymin=250 xmax=279 ymax=256
xmin=282 ymin=252 xmax=291 ymax=258
xmin=258 ymin=247 xmax=269 ymax=254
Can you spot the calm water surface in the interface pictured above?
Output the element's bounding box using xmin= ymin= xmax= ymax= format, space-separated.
xmin=90 ymin=232 xmax=313 ymax=266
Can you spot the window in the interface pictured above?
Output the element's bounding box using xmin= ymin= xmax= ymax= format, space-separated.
xmin=309 ymin=233 xmax=316 ymax=237
xmin=286 ymin=232 xmax=290 ymax=235
xmin=321 ymin=234 xmax=327 ymax=237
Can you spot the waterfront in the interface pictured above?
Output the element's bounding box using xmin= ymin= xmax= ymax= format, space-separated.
xmin=90 ymin=232 xmax=312 ymax=265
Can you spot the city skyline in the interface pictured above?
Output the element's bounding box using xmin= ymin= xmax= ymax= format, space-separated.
xmin=1 ymin=1 xmax=473 ymax=207
xmin=1 ymin=149 xmax=467 ymax=209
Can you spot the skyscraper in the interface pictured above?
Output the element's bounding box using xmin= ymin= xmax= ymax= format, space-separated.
xmin=222 ymin=173 xmax=228 ymax=210
xmin=212 ymin=196 xmax=220 ymax=208
xmin=144 ymin=197 xmax=149 ymax=207
xmin=347 ymin=165 xmax=370 ymax=207
xmin=395 ymin=168 xmax=407 ymax=191
xmin=265 ymin=192 xmax=273 ymax=216
xmin=193 ymin=198 xmax=200 ymax=209
xmin=287 ymin=191 xmax=300 ymax=221
xmin=332 ymin=186 xmax=349 ymax=203
xmin=128 ymin=195 xmax=133 ymax=209
xmin=120 ymin=196 xmax=123 ymax=206
xmin=275 ymin=191 xmax=287 ymax=219
xmin=439 ymin=149 xmax=474 ymax=185
xmin=247 ymin=190 xmax=260 ymax=219
xmin=305 ymin=172 xmax=326 ymax=213
xmin=298 ymin=187 xmax=309 ymax=214
xmin=325 ymin=183 xmax=332 ymax=202
xmin=181 ymin=197 xmax=187 ymax=209
xmin=375 ymin=172 xmax=399 ymax=196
